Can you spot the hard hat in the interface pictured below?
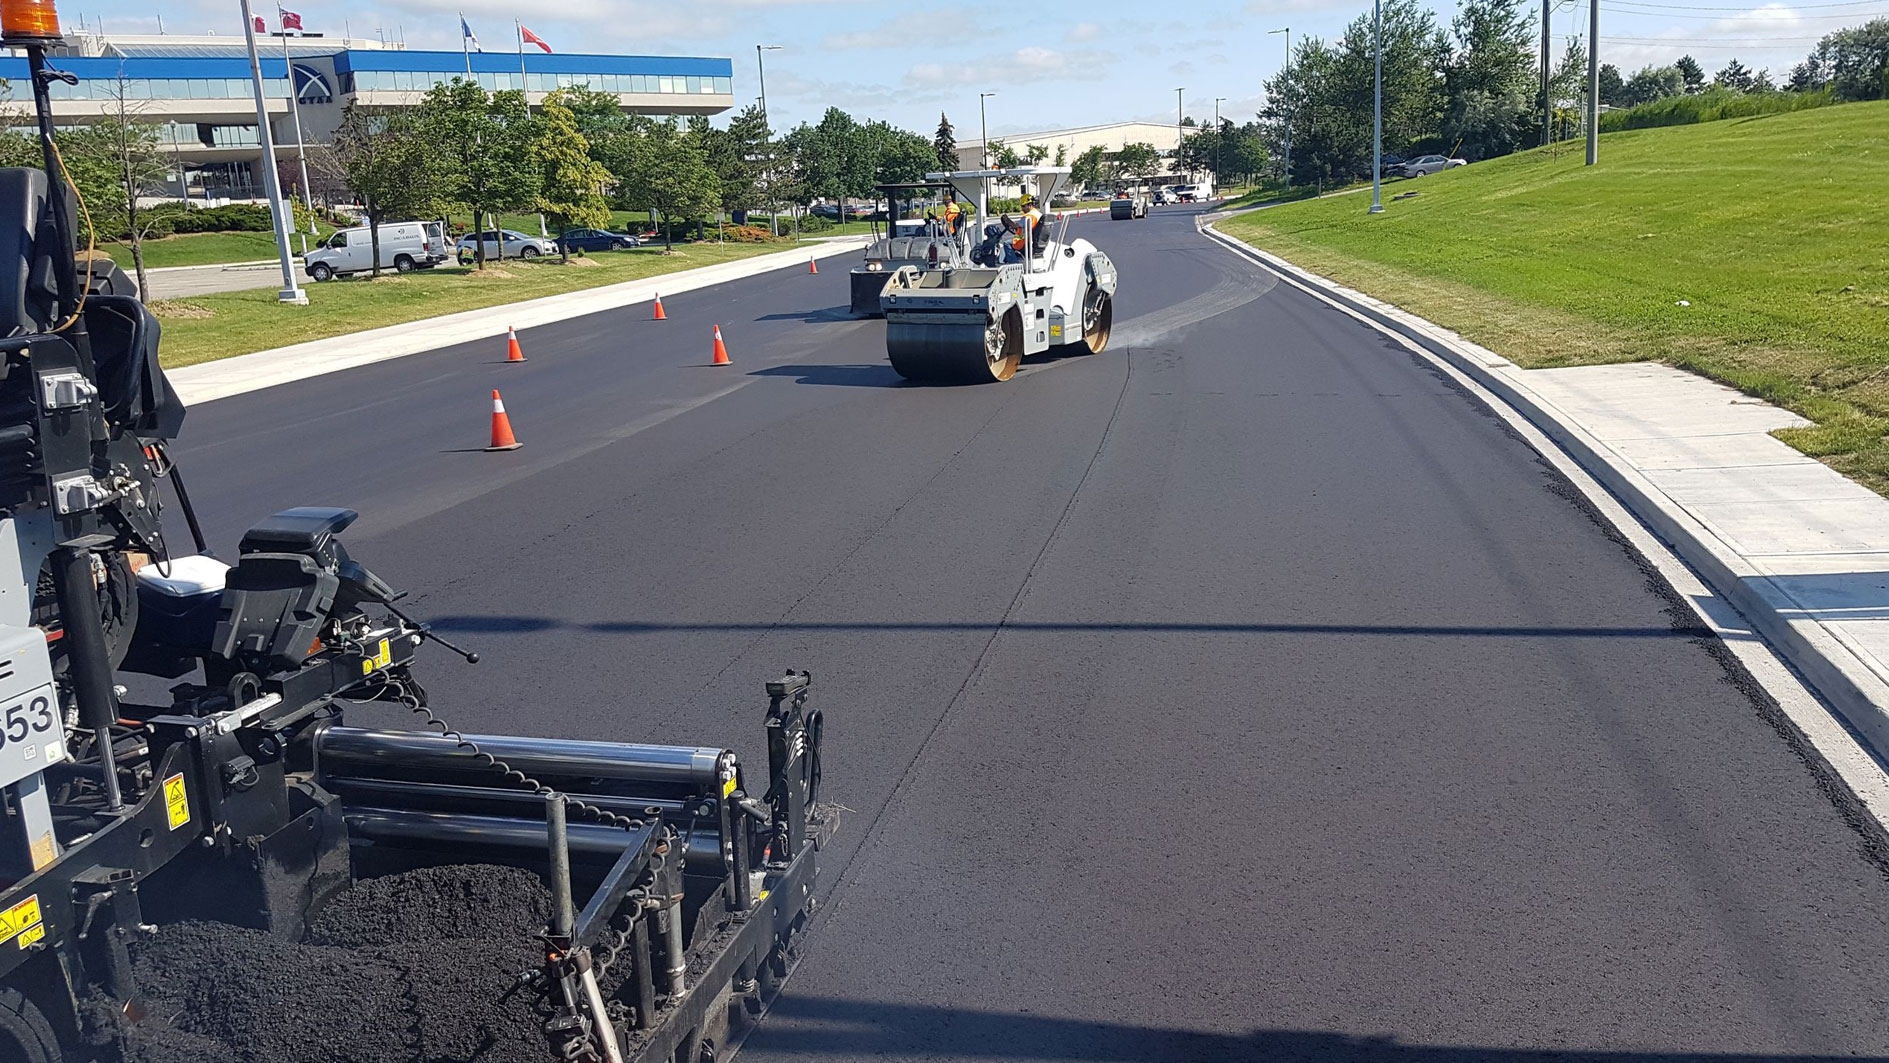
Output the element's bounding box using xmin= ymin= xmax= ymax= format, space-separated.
xmin=1019 ymin=193 xmax=1036 ymax=206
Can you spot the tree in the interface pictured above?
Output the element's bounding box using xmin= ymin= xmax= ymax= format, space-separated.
xmin=1070 ymin=144 xmax=1107 ymax=190
xmin=987 ymin=138 xmax=1022 ymax=168
xmin=1793 ymin=18 xmax=1889 ymax=101
xmin=1597 ymin=63 xmax=1625 ymax=106
xmin=1713 ymin=58 xmax=1756 ymax=93
xmin=416 ymin=79 xmax=540 ymax=267
xmin=623 ymin=119 xmax=718 ymax=251
xmin=1621 ymin=64 xmax=1684 ymax=106
xmin=533 ymin=99 xmax=611 ymax=263
xmin=1024 ymin=143 xmax=1049 ymax=164
xmin=866 ymin=121 xmax=936 ymax=185
xmin=1752 ymin=67 xmax=1778 ymax=92
xmin=1442 ymin=0 xmax=1537 ymax=160
xmin=1114 ymin=141 xmax=1162 ymax=179
xmin=60 ymin=78 xmax=169 ymax=298
xmin=1675 ymin=54 xmax=1706 ymax=93
xmin=934 ymin=112 xmax=956 ymax=171
xmin=1053 ymin=143 xmax=1067 ymax=167
xmin=315 ymin=105 xmax=450 ymax=278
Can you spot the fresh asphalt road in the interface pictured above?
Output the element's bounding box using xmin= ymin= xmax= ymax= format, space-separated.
xmin=168 ymin=206 xmax=1889 ymax=1061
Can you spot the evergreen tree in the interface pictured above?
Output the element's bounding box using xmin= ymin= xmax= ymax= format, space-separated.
xmin=934 ymin=112 xmax=957 ymax=171
xmin=1675 ymin=54 xmax=1706 ymax=93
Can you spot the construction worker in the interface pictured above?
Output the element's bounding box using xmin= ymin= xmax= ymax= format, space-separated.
xmin=943 ymin=198 xmax=963 ymax=236
xmin=1009 ymin=193 xmax=1044 ymax=259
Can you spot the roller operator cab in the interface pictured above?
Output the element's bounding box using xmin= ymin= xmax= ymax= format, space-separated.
xmin=879 ymin=166 xmax=1118 ymax=384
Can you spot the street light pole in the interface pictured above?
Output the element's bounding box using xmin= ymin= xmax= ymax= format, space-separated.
xmin=1269 ymin=27 xmax=1291 ymax=184
xmin=756 ymin=44 xmax=781 ymax=235
xmin=978 ymin=92 xmax=995 ymax=168
xmin=1174 ymin=87 xmax=1184 ymax=180
xmin=238 ymin=0 xmax=306 ymax=303
xmin=1370 ymin=0 xmax=1384 ymax=214
xmin=1585 ymin=0 xmax=1600 ymax=164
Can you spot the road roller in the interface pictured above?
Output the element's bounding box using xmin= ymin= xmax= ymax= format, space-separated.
xmin=881 ymin=166 xmax=1118 ymax=384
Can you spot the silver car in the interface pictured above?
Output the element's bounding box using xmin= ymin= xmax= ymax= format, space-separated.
xmin=1402 ymin=154 xmax=1467 ymax=177
xmin=455 ymin=228 xmax=559 ymax=261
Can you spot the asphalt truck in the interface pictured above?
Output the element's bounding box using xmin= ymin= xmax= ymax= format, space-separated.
xmin=0 ymin=6 xmax=832 ymax=1061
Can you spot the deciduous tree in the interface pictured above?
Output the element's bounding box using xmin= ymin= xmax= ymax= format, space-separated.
xmin=533 ymin=99 xmax=611 ymax=262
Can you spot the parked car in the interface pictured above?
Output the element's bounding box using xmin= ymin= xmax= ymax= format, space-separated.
xmin=1401 ymin=154 xmax=1467 ymax=177
xmin=809 ymin=203 xmax=873 ymax=220
xmin=1170 ymin=183 xmax=1214 ymax=202
xmin=556 ymin=227 xmax=640 ymax=253
xmin=303 ymin=220 xmax=447 ymax=281
xmin=1378 ymin=152 xmax=1407 ymax=174
xmin=456 ymin=229 xmax=559 ymax=261
xmin=1152 ymin=188 xmax=1174 ymax=205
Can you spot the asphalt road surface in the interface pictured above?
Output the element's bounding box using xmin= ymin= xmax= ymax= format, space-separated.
xmin=169 ymin=205 xmax=1889 ymax=1062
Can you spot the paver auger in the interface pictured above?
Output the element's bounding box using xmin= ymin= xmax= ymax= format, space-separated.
xmin=880 ymin=166 xmax=1118 ymax=384
xmin=0 ymin=20 xmax=830 ymax=1063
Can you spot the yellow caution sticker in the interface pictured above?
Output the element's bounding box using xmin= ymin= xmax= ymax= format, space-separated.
xmin=0 ymin=895 xmax=41 ymax=946
xmin=362 ymin=658 xmax=375 ymax=675
xmin=17 ymin=922 xmax=44 ymax=949
xmin=164 ymin=773 xmax=190 ymax=831
xmin=721 ymin=776 xmax=737 ymax=798
xmin=1050 ymin=325 xmax=1062 ymax=337
xmin=376 ymin=638 xmax=392 ymax=668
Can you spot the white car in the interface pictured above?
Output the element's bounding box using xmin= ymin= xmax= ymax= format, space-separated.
xmin=303 ymin=221 xmax=447 ymax=281
xmin=456 ymin=228 xmax=559 ymax=261
xmin=1402 ymin=154 xmax=1467 ymax=177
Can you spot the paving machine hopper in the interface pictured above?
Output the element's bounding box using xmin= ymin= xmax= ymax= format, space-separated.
xmin=0 ymin=22 xmax=830 ymax=1063
xmin=880 ymin=167 xmax=1117 ymax=383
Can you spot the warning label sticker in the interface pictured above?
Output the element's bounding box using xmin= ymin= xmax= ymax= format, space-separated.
xmin=164 ymin=773 xmax=190 ymax=831
xmin=0 ymin=895 xmax=42 ymax=947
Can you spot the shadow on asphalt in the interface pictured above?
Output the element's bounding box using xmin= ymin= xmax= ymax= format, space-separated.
xmin=750 ymin=364 xmax=907 ymax=387
xmin=427 ymin=615 xmax=1709 ymax=640
xmin=749 ymin=999 xmax=1889 ymax=1062
xmin=755 ymin=305 xmax=857 ymax=323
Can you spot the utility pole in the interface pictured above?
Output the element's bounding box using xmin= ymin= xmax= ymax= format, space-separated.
xmin=1174 ymin=87 xmax=1184 ymax=179
xmin=756 ymin=44 xmax=780 ymax=235
xmin=238 ymin=0 xmax=306 ymax=303
xmin=1269 ymin=27 xmax=1291 ymax=184
xmin=1541 ymin=0 xmax=1553 ymax=146
xmin=1585 ymin=0 xmax=1599 ymax=164
xmin=979 ymin=91 xmax=996 ymax=168
xmin=1370 ymin=0 xmax=1384 ymax=213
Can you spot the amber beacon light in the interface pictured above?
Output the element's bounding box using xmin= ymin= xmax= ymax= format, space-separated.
xmin=0 ymin=0 xmax=63 ymax=43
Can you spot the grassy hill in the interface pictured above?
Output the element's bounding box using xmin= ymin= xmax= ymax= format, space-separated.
xmin=1220 ymin=101 xmax=1889 ymax=494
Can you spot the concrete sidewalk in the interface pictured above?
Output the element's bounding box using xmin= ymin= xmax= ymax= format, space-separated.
xmin=166 ymin=237 xmax=869 ymax=406
xmin=1202 ymin=224 xmax=1889 ymax=771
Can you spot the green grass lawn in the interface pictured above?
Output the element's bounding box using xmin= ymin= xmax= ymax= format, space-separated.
xmin=1220 ymin=100 xmax=1889 ymax=495
xmin=102 ymin=226 xmax=336 ymax=270
xmin=151 ymin=241 xmax=806 ymax=369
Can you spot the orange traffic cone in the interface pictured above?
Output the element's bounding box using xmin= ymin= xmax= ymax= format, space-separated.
xmin=808 ymin=257 xmax=819 ymax=274
xmin=652 ymin=293 xmax=667 ymax=320
xmin=485 ymin=389 xmax=522 ymax=451
xmin=505 ymin=326 xmax=526 ymax=362
xmin=711 ymin=325 xmax=731 ymax=366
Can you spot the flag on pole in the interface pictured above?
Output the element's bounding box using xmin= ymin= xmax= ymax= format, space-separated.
xmin=519 ymin=24 xmax=552 ymax=53
xmin=279 ymin=8 xmax=303 ymax=30
xmin=460 ymin=14 xmax=480 ymax=51
xmin=252 ymin=14 xmax=266 ymax=33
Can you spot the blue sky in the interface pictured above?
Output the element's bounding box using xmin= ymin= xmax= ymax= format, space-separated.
xmin=70 ymin=0 xmax=1886 ymax=133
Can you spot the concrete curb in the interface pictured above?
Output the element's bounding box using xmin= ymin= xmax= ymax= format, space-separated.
xmin=166 ymin=238 xmax=871 ymax=406
xmin=1197 ymin=219 xmax=1889 ymax=760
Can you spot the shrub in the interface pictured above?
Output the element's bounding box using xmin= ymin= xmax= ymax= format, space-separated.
xmin=719 ymin=224 xmax=778 ymax=243
xmin=166 ymin=203 xmax=276 ymax=233
xmin=1599 ymin=87 xmax=1836 ymax=132
xmin=794 ymin=214 xmax=831 ymax=234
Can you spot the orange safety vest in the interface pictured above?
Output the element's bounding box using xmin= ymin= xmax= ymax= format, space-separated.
xmin=1011 ymin=207 xmax=1042 ymax=253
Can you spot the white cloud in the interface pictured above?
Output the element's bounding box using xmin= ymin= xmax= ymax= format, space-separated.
xmin=905 ymin=46 xmax=1116 ymax=89
xmin=1066 ymin=22 xmax=1103 ymax=42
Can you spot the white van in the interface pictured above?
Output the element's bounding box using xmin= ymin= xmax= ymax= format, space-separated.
xmin=303 ymin=221 xmax=447 ymax=281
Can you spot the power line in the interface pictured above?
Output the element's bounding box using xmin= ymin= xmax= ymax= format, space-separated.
xmin=1591 ymin=31 xmax=1830 ymax=39
xmin=1603 ymin=0 xmax=1882 ymax=10
xmin=1603 ymin=5 xmax=1889 ymax=17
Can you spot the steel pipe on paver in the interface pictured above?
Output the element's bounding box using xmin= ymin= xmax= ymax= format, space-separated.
xmin=316 ymin=725 xmax=729 ymax=788
xmin=323 ymin=777 xmax=696 ymax=822
xmin=342 ymin=806 xmax=727 ymax=872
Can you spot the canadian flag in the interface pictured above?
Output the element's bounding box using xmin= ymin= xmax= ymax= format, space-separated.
xmin=279 ymin=8 xmax=303 ymax=30
xmin=252 ymin=15 xmax=265 ymax=33
xmin=519 ymin=24 xmax=552 ymax=53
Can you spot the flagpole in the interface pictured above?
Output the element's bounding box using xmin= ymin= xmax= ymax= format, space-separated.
xmin=516 ymin=20 xmax=526 ymax=84
xmin=461 ymin=13 xmax=471 ymax=76
xmin=278 ymin=7 xmax=314 ymax=244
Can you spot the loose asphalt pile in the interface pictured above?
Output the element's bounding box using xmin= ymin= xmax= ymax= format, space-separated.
xmin=106 ymin=865 xmax=554 ymax=1063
